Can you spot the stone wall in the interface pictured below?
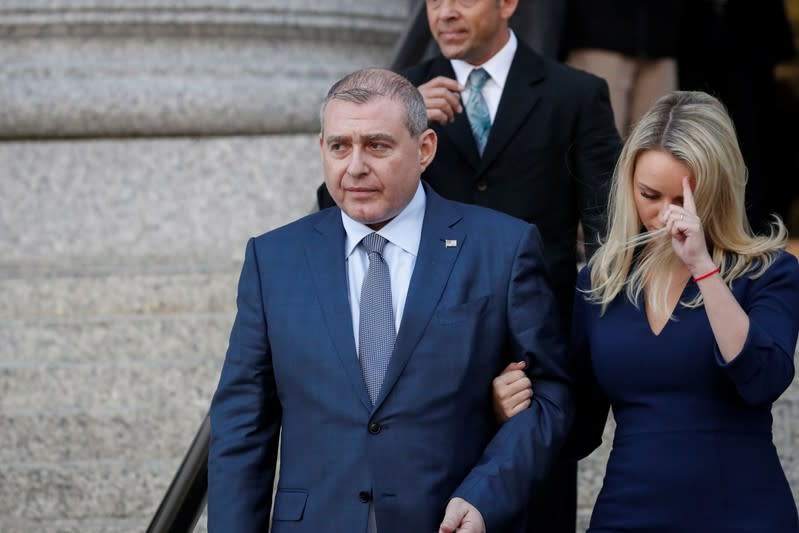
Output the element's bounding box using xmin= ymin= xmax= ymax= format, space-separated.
xmin=0 ymin=0 xmax=405 ymax=138
xmin=0 ymin=135 xmax=324 ymax=532
xmin=0 ymin=2 xmax=403 ymax=532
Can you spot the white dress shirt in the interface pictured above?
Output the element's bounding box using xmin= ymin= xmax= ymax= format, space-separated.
xmin=340 ymin=182 xmax=426 ymax=533
xmin=342 ymin=182 xmax=425 ymax=351
xmin=450 ymin=29 xmax=518 ymax=122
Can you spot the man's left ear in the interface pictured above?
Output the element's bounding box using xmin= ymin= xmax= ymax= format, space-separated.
xmin=500 ymin=0 xmax=519 ymax=20
xmin=419 ymin=128 xmax=437 ymax=171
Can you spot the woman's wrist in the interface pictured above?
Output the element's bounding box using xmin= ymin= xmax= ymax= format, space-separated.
xmin=693 ymin=266 xmax=720 ymax=282
xmin=689 ymin=257 xmax=717 ymax=278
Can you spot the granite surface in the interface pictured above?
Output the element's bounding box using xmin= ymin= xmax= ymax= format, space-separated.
xmin=0 ymin=2 xmax=406 ymax=137
xmin=0 ymin=312 xmax=233 ymax=363
xmin=0 ymin=134 xmax=322 ymax=269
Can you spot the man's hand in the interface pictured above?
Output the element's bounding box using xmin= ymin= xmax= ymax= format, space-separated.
xmin=417 ymin=76 xmax=464 ymax=125
xmin=439 ymin=497 xmax=485 ymax=533
xmin=492 ymin=361 xmax=532 ymax=423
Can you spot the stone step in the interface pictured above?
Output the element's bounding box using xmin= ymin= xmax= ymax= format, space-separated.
xmin=576 ymin=512 xmax=590 ymax=533
xmin=0 ymin=312 xmax=234 ymax=363
xmin=194 ymin=511 xmax=208 ymax=533
xmin=0 ymin=517 xmax=149 ymax=533
xmin=0 ymin=459 xmax=176 ymax=521
xmin=0 ymin=268 xmax=240 ymax=319
xmin=0 ymin=406 xmax=207 ymax=464
xmin=0 ymin=358 xmax=221 ymax=413
xmin=0 ymin=135 xmax=321 ymax=268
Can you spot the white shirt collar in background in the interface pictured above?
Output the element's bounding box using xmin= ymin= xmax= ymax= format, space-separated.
xmin=450 ymin=29 xmax=518 ymax=122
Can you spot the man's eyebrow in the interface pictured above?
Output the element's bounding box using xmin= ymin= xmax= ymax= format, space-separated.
xmin=324 ymin=134 xmax=351 ymax=144
xmin=362 ymin=133 xmax=395 ymax=143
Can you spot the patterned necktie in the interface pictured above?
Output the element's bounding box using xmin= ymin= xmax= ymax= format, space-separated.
xmin=358 ymin=233 xmax=396 ymax=405
xmin=465 ymin=68 xmax=491 ymax=155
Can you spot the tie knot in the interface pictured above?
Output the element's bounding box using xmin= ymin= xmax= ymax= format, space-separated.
xmin=468 ymin=68 xmax=490 ymax=92
xmin=362 ymin=232 xmax=387 ymax=255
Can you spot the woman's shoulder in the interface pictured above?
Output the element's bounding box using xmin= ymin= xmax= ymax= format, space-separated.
xmin=575 ymin=265 xmax=609 ymax=312
xmin=737 ymin=250 xmax=799 ymax=294
xmin=749 ymin=250 xmax=798 ymax=279
xmin=771 ymin=249 xmax=799 ymax=272
xmin=576 ymin=264 xmax=593 ymax=291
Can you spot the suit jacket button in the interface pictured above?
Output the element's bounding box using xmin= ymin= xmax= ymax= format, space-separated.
xmin=359 ymin=490 xmax=371 ymax=503
xmin=368 ymin=422 xmax=381 ymax=434
xmin=476 ymin=181 xmax=488 ymax=192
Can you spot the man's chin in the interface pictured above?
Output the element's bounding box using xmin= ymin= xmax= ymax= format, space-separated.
xmin=439 ymin=48 xmax=464 ymax=61
xmin=435 ymin=40 xmax=466 ymax=61
xmin=357 ymin=214 xmax=394 ymax=231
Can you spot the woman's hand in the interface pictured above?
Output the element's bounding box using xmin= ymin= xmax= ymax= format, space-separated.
xmin=662 ymin=176 xmax=716 ymax=276
xmin=492 ymin=361 xmax=533 ymax=423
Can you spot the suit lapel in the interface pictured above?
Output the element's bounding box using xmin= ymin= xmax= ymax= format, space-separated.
xmin=306 ymin=209 xmax=372 ymax=411
xmin=479 ymin=44 xmax=546 ymax=175
xmin=373 ymin=188 xmax=465 ymax=410
xmin=445 ymin=109 xmax=482 ymax=171
xmin=430 ymin=57 xmax=482 ymax=170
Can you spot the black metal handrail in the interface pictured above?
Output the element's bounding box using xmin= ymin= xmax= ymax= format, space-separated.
xmin=146 ymin=7 xmax=430 ymax=533
xmin=147 ymin=414 xmax=210 ymax=533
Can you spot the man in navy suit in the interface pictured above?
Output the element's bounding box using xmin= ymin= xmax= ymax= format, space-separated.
xmin=208 ymin=68 xmax=572 ymax=533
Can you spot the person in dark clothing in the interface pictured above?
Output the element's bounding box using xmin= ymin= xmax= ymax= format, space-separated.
xmin=678 ymin=0 xmax=796 ymax=234
xmin=562 ymin=0 xmax=685 ymax=137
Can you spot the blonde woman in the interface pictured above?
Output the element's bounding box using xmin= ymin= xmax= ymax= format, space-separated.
xmin=493 ymin=91 xmax=799 ymax=531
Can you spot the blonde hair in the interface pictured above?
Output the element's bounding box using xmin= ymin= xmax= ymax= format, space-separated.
xmin=587 ymin=91 xmax=787 ymax=317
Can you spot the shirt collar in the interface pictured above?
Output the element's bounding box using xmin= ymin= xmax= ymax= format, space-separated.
xmin=450 ymin=29 xmax=517 ymax=91
xmin=342 ymin=182 xmax=426 ymax=259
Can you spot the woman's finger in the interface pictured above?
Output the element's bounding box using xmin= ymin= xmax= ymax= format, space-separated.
xmin=682 ymin=176 xmax=697 ymax=215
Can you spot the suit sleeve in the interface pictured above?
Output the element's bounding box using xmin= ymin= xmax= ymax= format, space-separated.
xmin=208 ymin=237 xmax=281 ymax=532
xmin=571 ymin=77 xmax=622 ymax=259
xmin=715 ymin=252 xmax=799 ymax=405
xmin=452 ymin=224 xmax=574 ymax=531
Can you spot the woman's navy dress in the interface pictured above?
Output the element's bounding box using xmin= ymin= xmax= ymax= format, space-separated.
xmin=572 ymin=252 xmax=799 ymax=532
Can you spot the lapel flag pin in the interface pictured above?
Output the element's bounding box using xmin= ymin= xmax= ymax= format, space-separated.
xmin=445 ymin=239 xmax=457 ymax=248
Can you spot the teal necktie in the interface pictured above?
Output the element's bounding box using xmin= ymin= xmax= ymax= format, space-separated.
xmin=465 ymin=68 xmax=491 ymax=155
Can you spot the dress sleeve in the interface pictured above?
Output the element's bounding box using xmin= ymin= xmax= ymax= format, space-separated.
xmin=564 ymin=267 xmax=611 ymax=459
xmin=716 ymin=252 xmax=799 ymax=406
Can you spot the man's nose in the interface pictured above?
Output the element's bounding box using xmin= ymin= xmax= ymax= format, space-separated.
xmin=346 ymin=149 xmax=368 ymax=177
xmin=437 ymin=0 xmax=461 ymax=17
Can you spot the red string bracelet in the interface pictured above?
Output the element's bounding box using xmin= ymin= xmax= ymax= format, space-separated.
xmin=693 ymin=266 xmax=720 ymax=282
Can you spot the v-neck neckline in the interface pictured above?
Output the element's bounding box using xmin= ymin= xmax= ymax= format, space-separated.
xmin=643 ymin=275 xmax=693 ymax=337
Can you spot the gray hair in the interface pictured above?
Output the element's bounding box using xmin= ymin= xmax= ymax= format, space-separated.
xmin=320 ymin=68 xmax=428 ymax=138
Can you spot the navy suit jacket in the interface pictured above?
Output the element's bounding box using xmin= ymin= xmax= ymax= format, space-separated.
xmin=208 ymin=186 xmax=573 ymax=532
